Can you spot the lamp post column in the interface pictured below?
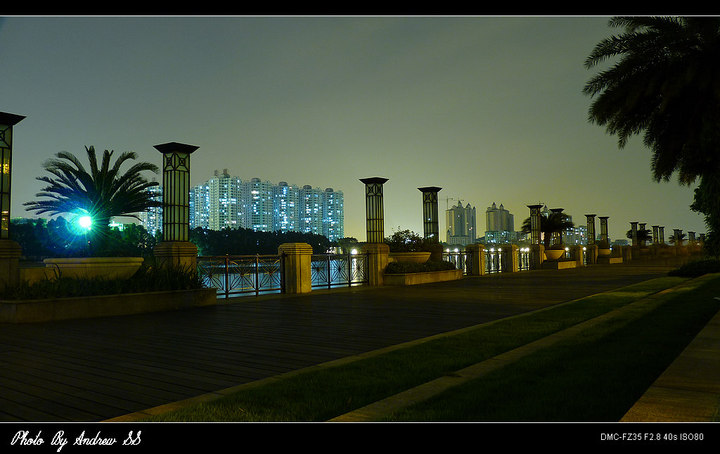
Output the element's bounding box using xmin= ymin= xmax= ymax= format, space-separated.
xmin=527 ymin=204 xmax=544 ymax=269
xmin=153 ymin=142 xmax=199 ymax=271
xmin=360 ymin=177 xmax=389 ymax=286
xmin=0 ymin=112 xmax=25 ymax=289
xmin=585 ymin=214 xmax=597 ymax=264
xmin=419 ymin=186 xmax=442 ymax=262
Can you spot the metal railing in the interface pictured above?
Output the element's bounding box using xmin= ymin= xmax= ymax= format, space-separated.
xmin=443 ymin=250 xmax=470 ymax=275
xmin=311 ymin=253 xmax=369 ymax=289
xmin=198 ymin=252 xmax=369 ymax=298
xmin=198 ymin=254 xmax=284 ymax=298
xmin=444 ymin=247 xmax=532 ymax=275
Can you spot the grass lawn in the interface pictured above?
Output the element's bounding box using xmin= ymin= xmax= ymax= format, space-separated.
xmin=143 ymin=274 xmax=719 ymax=422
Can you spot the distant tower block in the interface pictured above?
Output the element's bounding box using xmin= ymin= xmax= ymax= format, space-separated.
xmin=652 ymin=225 xmax=659 ymax=244
xmin=360 ymin=177 xmax=388 ymax=244
xmin=418 ymin=186 xmax=442 ymax=242
xmin=659 ymin=226 xmax=665 ymax=244
xmin=630 ymin=221 xmax=638 ymax=246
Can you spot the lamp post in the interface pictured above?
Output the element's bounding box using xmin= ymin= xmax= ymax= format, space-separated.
xmin=419 ymin=186 xmax=442 ymax=261
xmin=153 ymin=142 xmax=199 ymax=270
xmin=418 ymin=186 xmax=441 ymax=242
xmin=360 ymin=177 xmax=388 ymax=244
xmin=0 ymin=112 xmax=25 ymax=288
xmin=527 ymin=204 xmax=544 ymax=269
xmin=360 ymin=177 xmax=389 ymax=286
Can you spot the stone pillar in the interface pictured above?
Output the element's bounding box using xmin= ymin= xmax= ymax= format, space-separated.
xmin=599 ymin=217 xmax=609 ymax=244
xmin=527 ymin=204 xmax=544 ymax=269
xmin=0 ymin=112 xmax=25 ymax=289
xmin=673 ymin=229 xmax=683 ymax=246
xmin=572 ymin=245 xmax=585 ymax=267
xmin=278 ymin=243 xmax=313 ymax=294
xmin=363 ymin=242 xmax=389 ymax=286
xmin=465 ymin=243 xmax=486 ymax=276
xmin=419 ymin=186 xmax=443 ymax=261
xmin=502 ymin=244 xmax=519 ymax=272
xmin=630 ymin=222 xmax=638 ymax=247
xmin=153 ymin=142 xmax=199 ymax=271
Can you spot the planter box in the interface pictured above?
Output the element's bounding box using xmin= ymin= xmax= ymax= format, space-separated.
xmin=43 ymin=257 xmax=144 ymax=281
xmin=388 ymin=252 xmax=431 ymax=263
xmin=0 ymin=288 xmax=217 ymax=323
xmin=383 ymin=269 xmax=462 ymax=286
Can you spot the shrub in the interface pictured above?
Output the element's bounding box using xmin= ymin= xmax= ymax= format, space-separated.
xmin=0 ymin=265 xmax=204 ymax=300
xmin=668 ymin=259 xmax=720 ymax=277
xmin=385 ymin=260 xmax=456 ymax=274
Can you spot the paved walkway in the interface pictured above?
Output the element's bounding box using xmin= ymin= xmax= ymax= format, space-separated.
xmin=0 ymin=260 xmax=715 ymax=422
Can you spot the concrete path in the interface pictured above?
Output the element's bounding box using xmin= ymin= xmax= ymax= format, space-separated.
xmin=0 ymin=260 xmax=714 ymax=422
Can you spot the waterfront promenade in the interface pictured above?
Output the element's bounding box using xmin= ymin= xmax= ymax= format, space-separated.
xmin=0 ymin=260 xmax=712 ymax=422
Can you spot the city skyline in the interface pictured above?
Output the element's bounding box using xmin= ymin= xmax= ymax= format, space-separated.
xmin=140 ymin=171 xmax=345 ymax=241
xmin=0 ymin=16 xmax=706 ymax=243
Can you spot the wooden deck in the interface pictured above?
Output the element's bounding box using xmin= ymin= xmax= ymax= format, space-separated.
xmin=0 ymin=262 xmax=679 ymax=422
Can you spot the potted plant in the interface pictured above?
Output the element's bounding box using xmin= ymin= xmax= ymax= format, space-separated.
xmin=384 ymin=229 xmax=432 ymax=263
xmin=23 ymin=146 xmax=161 ymax=281
xmin=544 ymin=244 xmax=567 ymax=261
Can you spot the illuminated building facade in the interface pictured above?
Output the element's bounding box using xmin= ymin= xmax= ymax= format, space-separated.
xmin=485 ymin=202 xmax=515 ymax=244
xmin=445 ymin=201 xmax=476 ymax=246
xmin=142 ymin=171 xmax=344 ymax=241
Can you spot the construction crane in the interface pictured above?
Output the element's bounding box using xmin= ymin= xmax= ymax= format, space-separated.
xmin=445 ymin=197 xmax=463 ymax=210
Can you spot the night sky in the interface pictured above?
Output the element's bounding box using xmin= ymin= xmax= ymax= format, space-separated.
xmin=0 ymin=16 xmax=706 ymax=242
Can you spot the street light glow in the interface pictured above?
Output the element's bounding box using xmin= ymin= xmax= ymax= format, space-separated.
xmin=78 ymin=215 xmax=92 ymax=230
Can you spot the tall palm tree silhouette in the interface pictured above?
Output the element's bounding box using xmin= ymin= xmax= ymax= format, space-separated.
xmin=24 ymin=146 xmax=160 ymax=254
xmin=584 ymin=17 xmax=720 ymax=254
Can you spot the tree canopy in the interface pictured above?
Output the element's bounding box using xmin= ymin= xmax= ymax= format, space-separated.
xmin=584 ymin=17 xmax=720 ymax=185
xmin=584 ymin=17 xmax=720 ymax=255
xmin=24 ymin=146 xmax=160 ymax=255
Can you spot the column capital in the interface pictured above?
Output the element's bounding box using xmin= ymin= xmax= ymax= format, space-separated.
xmin=154 ymin=142 xmax=199 ymax=154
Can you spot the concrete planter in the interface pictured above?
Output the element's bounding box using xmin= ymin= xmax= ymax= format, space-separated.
xmin=0 ymin=287 xmax=217 ymax=323
xmin=43 ymin=257 xmax=144 ymax=280
xmin=383 ymin=269 xmax=462 ymax=286
xmin=544 ymin=249 xmax=565 ymax=261
xmin=388 ymin=252 xmax=431 ymax=263
xmin=597 ymin=248 xmax=611 ymax=257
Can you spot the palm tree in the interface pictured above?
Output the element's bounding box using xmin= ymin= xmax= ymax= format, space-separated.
xmin=583 ymin=17 xmax=720 ymax=184
xmin=24 ymin=146 xmax=161 ymax=254
xmin=521 ymin=209 xmax=574 ymax=249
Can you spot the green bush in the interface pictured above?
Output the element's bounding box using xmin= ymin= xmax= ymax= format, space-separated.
xmin=0 ymin=265 xmax=204 ymax=300
xmin=668 ymin=259 xmax=720 ymax=277
xmin=385 ymin=260 xmax=456 ymax=274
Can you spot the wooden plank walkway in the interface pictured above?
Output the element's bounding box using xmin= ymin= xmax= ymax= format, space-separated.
xmin=0 ymin=263 xmax=679 ymax=422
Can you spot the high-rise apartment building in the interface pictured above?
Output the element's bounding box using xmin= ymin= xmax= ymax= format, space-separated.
xmin=446 ymin=201 xmax=476 ymax=246
xmin=485 ymin=202 xmax=516 ymax=244
xmin=208 ymin=169 xmax=242 ymax=230
xmin=273 ymin=181 xmax=300 ymax=233
xmin=138 ymin=184 xmax=163 ymax=236
xmin=141 ymin=170 xmax=344 ymax=242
